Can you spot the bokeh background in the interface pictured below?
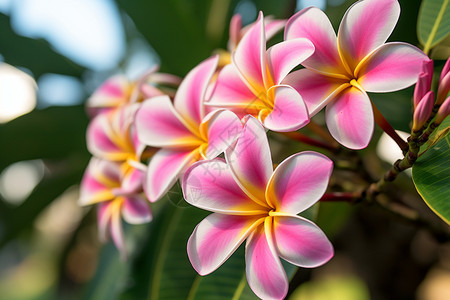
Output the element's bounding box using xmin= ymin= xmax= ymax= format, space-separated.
xmin=0 ymin=0 xmax=449 ymax=299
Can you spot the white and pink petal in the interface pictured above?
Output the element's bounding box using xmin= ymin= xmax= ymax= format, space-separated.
xmin=245 ymin=219 xmax=288 ymax=300
xmin=233 ymin=11 xmax=266 ymax=93
xmin=135 ymin=95 xmax=202 ymax=148
xmin=356 ymin=42 xmax=429 ymax=93
xmin=285 ymin=7 xmax=345 ymax=76
xmin=273 ymin=215 xmax=334 ymax=268
xmin=266 ymin=151 xmax=333 ymax=214
xmin=188 ymin=213 xmax=263 ymax=275
xmin=262 ymin=85 xmax=309 ymax=132
xmin=226 ymin=117 xmax=273 ymax=206
xmin=267 ymin=38 xmax=315 ymax=85
xmin=201 ymin=109 xmax=243 ymax=159
xmin=183 ymin=159 xmax=268 ymax=214
xmin=325 ymin=87 xmax=374 ymax=150
xmin=144 ymin=148 xmax=199 ymax=202
xmin=121 ymin=195 xmax=152 ymax=224
xmin=174 ymin=56 xmax=218 ymax=126
xmin=338 ymin=0 xmax=400 ymax=72
xmin=283 ymin=69 xmax=349 ymax=116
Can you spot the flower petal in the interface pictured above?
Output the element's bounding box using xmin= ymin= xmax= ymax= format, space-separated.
xmin=262 ymin=85 xmax=309 ymax=132
xmin=207 ymin=64 xmax=260 ymax=118
xmin=263 ymin=17 xmax=285 ymax=41
xmin=246 ymin=219 xmax=288 ymax=300
xmin=233 ymin=11 xmax=267 ymax=93
xmin=338 ymin=0 xmax=400 ymax=72
xmin=188 ymin=213 xmax=262 ymax=275
xmin=283 ymin=69 xmax=349 ymax=116
xmin=86 ymin=112 xmax=131 ymax=161
xmin=325 ymin=87 xmax=374 ymax=150
xmin=109 ymin=200 xmax=126 ymax=259
xmin=228 ymin=14 xmax=242 ymax=51
xmin=121 ymin=167 xmax=145 ymax=195
xmin=183 ymin=159 xmax=268 ymax=214
xmin=201 ymin=109 xmax=243 ymax=159
xmin=174 ymin=55 xmax=218 ymax=127
xmin=226 ymin=117 xmax=272 ymax=206
xmin=97 ymin=202 xmax=112 ymax=242
xmin=87 ymin=75 xmax=131 ymax=114
xmin=274 ymin=215 xmax=333 ymax=268
xmin=79 ymin=158 xmax=120 ymax=206
xmin=266 ymin=151 xmax=333 ymax=214
xmin=285 ymin=7 xmax=345 ymax=76
xmin=144 ymin=148 xmax=199 ymax=202
xmin=357 ymin=42 xmax=429 ymax=92
xmin=135 ymin=95 xmax=201 ymax=148
xmin=267 ymin=38 xmax=314 ymax=85
xmin=121 ymin=196 xmax=152 ymax=224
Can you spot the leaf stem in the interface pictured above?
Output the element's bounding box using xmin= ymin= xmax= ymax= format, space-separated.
xmin=372 ymin=102 xmax=409 ymax=153
xmin=279 ymin=131 xmax=340 ymax=153
xmin=319 ymin=192 xmax=359 ymax=203
xmin=306 ymin=120 xmax=339 ymax=146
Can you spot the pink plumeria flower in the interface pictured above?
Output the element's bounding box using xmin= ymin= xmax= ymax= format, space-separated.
xmin=135 ymin=55 xmax=243 ymax=202
xmin=208 ymin=11 xmax=315 ymax=132
xmin=79 ymin=158 xmax=151 ymax=258
xmin=87 ymin=104 xmax=152 ymax=191
xmin=87 ymin=66 xmax=181 ymax=117
xmin=284 ymin=0 xmax=429 ymax=149
xmin=183 ymin=117 xmax=334 ymax=300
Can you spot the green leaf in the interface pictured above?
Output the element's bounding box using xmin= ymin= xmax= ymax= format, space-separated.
xmin=417 ymin=0 xmax=450 ymax=54
xmin=187 ymin=245 xmax=298 ymax=300
xmin=412 ymin=117 xmax=450 ymax=224
xmin=0 ymin=106 xmax=89 ymax=171
xmin=119 ymin=196 xmax=208 ymax=300
xmin=116 ymin=0 xmax=221 ymax=76
xmin=0 ymin=13 xmax=84 ymax=79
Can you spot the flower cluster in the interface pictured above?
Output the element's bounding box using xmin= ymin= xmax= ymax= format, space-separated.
xmin=78 ymin=0 xmax=446 ymax=298
xmin=79 ymin=68 xmax=180 ymax=258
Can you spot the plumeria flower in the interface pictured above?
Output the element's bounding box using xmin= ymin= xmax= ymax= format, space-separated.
xmin=183 ymin=117 xmax=334 ymax=300
xmin=208 ymin=11 xmax=315 ymax=132
xmin=284 ymin=0 xmax=429 ymax=149
xmin=79 ymin=158 xmax=151 ymax=258
xmin=87 ymin=65 xmax=181 ymax=117
xmin=87 ymin=104 xmax=152 ymax=191
xmin=135 ymin=55 xmax=243 ymax=202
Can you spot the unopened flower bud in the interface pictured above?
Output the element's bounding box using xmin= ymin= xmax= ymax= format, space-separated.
xmin=413 ymin=60 xmax=433 ymax=108
xmin=423 ymin=59 xmax=434 ymax=87
xmin=435 ymin=96 xmax=450 ymax=124
xmin=414 ymin=72 xmax=431 ymax=108
xmin=412 ymin=91 xmax=434 ymax=131
xmin=437 ymin=71 xmax=450 ymax=105
xmin=439 ymin=57 xmax=450 ymax=83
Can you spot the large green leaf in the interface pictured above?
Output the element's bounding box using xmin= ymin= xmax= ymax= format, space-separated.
xmin=0 ymin=106 xmax=89 ymax=171
xmin=417 ymin=0 xmax=450 ymax=54
xmin=187 ymin=246 xmax=298 ymax=300
xmin=0 ymin=13 xmax=84 ymax=79
xmin=119 ymin=198 xmax=208 ymax=300
xmin=412 ymin=117 xmax=450 ymax=224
